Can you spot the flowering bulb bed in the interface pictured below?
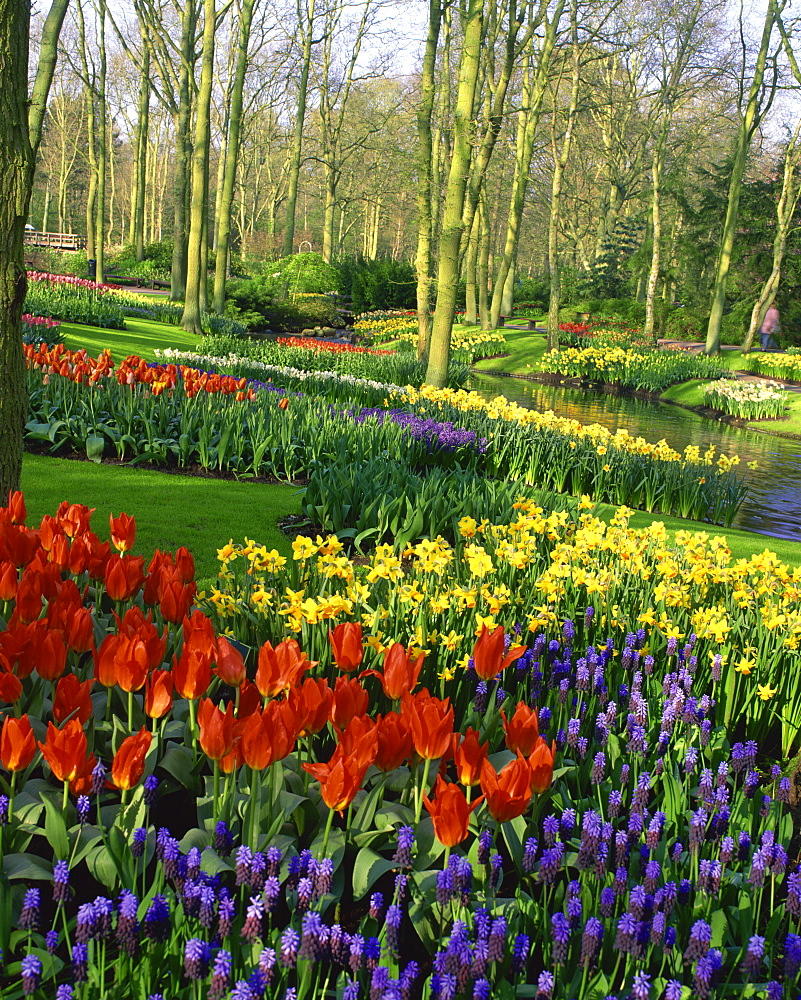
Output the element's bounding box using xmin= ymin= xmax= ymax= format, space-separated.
xmin=542 ymin=346 xmax=726 ymax=392
xmin=0 ymin=493 xmax=799 ymax=999
xmin=703 ymin=379 xmax=788 ymax=420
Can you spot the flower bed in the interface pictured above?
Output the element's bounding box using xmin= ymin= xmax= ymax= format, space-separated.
xmin=742 ymin=354 xmax=801 ymax=382
xmin=542 ymin=345 xmax=726 ymax=392
xmin=24 ymin=346 xmax=749 ymax=526
xmin=703 ymin=379 xmax=788 ymax=420
xmin=0 ymin=493 xmax=799 ymax=999
xmin=353 ymin=313 xmax=506 ymax=364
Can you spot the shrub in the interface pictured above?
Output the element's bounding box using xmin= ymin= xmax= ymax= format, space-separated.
xmin=337 ymin=257 xmax=417 ymax=312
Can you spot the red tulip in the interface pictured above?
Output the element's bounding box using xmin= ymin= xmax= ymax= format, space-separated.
xmin=3 ymin=524 xmax=40 ymax=568
xmin=0 ymin=560 xmax=18 ymax=601
xmin=337 ymin=715 xmax=378 ymax=763
xmin=104 ymin=554 xmax=145 ymax=601
xmin=1 ymin=714 xmax=36 ymax=771
xmin=423 ymin=775 xmax=483 ymax=847
xmin=329 ymin=622 xmax=364 ymax=672
xmin=53 ymin=673 xmax=94 ymax=725
xmin=402 ymin=689 xmax=453 ymax=760
xmin=111 ymin=727 xmax=152 ymax=790
xmin=214 ymin=636 xmax=247 ymax=688
xmin=331 ymin=675 xmax=369 ymax=730
xmin=117 ymin=606 xmax=167 ymax=669
xmin=35 ymin=629 xmax=68 ymax=682
xmin=158 ymin=572 xmax=194 ymax=623
xmin=302 ymin=743 xmax=374 ymax=813
xmin=38 ymin=719 xmax=90 ymax=783
xmin=14 ymin=570 xmax=43 ymax=623
xmin=480 ymin=753 xmax=533 ymax=823
xmin=254 ymin=638 xmax=315 ymax=698
xmin=198 ymin=698 xmax=236 ymax=761
xmin=375 ymin=642 xmax=425 ymax=700
xmin=454 ymin=727 xmax=489 ymax=786
xmin=528 ymin=737 xmax=556 ymax=794
xmin=237 ymin=679 xmax=262 ymax=718
xmin=56 ymin=502 xmax=95 ymax=539
xmin=172 ymin=645 xmax=212 ymax=701
xmin=109 ymin=511 xmax=136 ymax=553
xmin=502 ymin=702 xmax=540 ymax=757
xmin=174 ymin=546 xmax=195 ymax=583
xmin=288 ymin=677 xmax=334 ymax=737
xmin=374 ymin=711 xmax=412 ymax=772
xmin=144 ymin=669 xmax=174 ymax=719
xmin=0 ymin=665 xmax=22 ymax=704
xmin=471 ymin=625 xmax=527 ymax=681
xmin=5 ymin=490 xmax=26 ymax=524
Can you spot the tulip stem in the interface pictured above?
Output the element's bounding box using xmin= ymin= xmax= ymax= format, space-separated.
xmin=213 ymin=761 xmax=221 ymax=827
xmin=127 ymin=690 xmax=134 ymax=733
xmin=321 ymin=806 xmax=335 ymax=859
xmin=62 ymin=780 xmax=69 ymax=817
xmin=414 ymin=757 xmax=433 ymax=825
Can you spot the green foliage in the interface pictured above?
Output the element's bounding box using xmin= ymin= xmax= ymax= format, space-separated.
xmin=106 ymin=241 xmax=173 ymax=279
xmin=512 ymin=277 xmax=549 ymax=310
xmin=25 ymin=281 xmax=127 ymax=329
xmin=664 ymin=307 xmax=705 ymax=341
xmin=577 ymin=218 xmax=644 ymax=299
xmin=302 ymin=457 xmax=577 ymax=549
xmin=271 ymin=251 xmax=340 ymax=295
xmin=25 ymin=248 xmax=88 ymax=277
xmin=337 ymin=256 xmax=417 ymax=312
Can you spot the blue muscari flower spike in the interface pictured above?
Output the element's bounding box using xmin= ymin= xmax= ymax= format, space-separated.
xmin=21 ymin=953 xmax=42 ymax=996
xmin=45 ymin=929 xmax=59 ymax=954
xmin=56 ymin=987 xmax=74 ymax=1000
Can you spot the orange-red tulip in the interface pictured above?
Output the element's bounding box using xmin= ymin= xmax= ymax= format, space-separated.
xmin=158 ymin=574 xmax=194 ymax=624
xmin=111 ymin=727 xmax=152 ymax=790
xmin=214 ymin=636 xmax=247 ymax=687
xmin=198 ymin=698 xmax=236 ymax=761
xmin=337 ymin=714 xmax=378 ymax=764
xmin=331 ymin=675 xmax=369 ymax=730
xmin=105 ymin=554 xmax=145 ymax=601
xmin=113 ymin=635 xmax=151 ymax=693
xmin=35 ymin=629 xmax=68 ymax=682
xmin=0 ymin=560 xmax=18 ymax=601
xmin=376 ymin=642 xmax=425 ymax=700
xmin=3 ymin=524 xmax=40 ymax=568
xmin=117 ymin=606 xmax=167 ymax=669
xmin=303 ymin=744 xmax=373 ymax=812
xmin=254 ymin=638 xmax=315 ymax=698
xmin=6 ymin=490 xmax=27 ymax=525
xmin=454 ymin=727 xmax=489 ymax=786
xmin=502 ymin=702 xmax=540 ymax=757
xmin=172 ymin=645 xmax=212 ymax=701
xmin=38 ymin=719 xmax=89 ymax=783
xmin=53 ymin=673 xmax=94 ymax=725
xmin=56 ymin=502 xmax=95 ymax=539
xmin=14 ymin=571 xmax=43 ymax=623
xmin=278 ymin=397 xmax=289 ymax=410
xmin=1 ymin=714 xmax=36 ymax=771
xmin=328 ymin=622 xmax=364 ymax=672
xmin=423 ymin=775 xmax=483 ymax=847
xmin=402 ymin=689 xmax=453 ymax=760
xmin=472 ymin=625 xmax=527 ymax=681
xmin=288 ymin=677 xmax=334 ymax=737
xmin=374 ymin=711 xmax=412 ymax=772
xmin=174 ymin=546 xmax=195 ymax=584
xmin=528 ymin=737 xmax=556 ymax=794
xmin=144 ymin=669 xmax=174 ymax=719
xmin=237 ymin=679 xmax=261 ymax=718
xmin=109 ymin=511 xmax=136 ymax=553
xmin=0 ymin=666 xmax=22 ymax=704
xmin=480 ymin=753 xmax=533 ymax=823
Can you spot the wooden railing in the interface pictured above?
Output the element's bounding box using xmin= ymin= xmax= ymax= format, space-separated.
xmin=24 ymin=231 xmax=87 ymax=251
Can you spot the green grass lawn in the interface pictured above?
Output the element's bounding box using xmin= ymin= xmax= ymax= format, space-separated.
xmin=466 ymin=325 xmax=550 ymax=376
xmin=62 ymin=317 xmax=204 ymax=362
xmin=21 ymin=453 xmax=301 ymax=588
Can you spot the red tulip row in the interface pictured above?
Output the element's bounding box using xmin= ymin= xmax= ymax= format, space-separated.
xmin=0 ymin=492 xmax=556 ymax=847
xmin=24 ymin=344 xmax=257 ymax=400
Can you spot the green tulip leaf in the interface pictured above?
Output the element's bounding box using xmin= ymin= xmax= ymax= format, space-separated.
xmin=352 ymin=847 xmax=398 ymax=900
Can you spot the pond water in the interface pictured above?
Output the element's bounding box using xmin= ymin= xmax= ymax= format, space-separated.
xmin=469 ymin=371 xmax=801 ymax=545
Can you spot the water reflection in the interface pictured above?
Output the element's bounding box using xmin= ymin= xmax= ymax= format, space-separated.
xmin=470 ymin=372 xmax=801 ymax=544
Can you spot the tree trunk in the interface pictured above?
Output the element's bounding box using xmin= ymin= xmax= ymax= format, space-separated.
xmin=478 ymin=190 xmax=491 ymax=329
xmin=464 ymin=212 xmax=479 ymax=324
xmin=132 ymin=45 xmax=150 ymax=261
xmin=425 ymin=0 xmax=483 ymax=388
xmin=414 ymin=0 xmax=442 ymax=362
xmin=28 ymin=0 xmax=71 ymax=158
xmin=181 ymin=0 xmax=216 ymax=335
xmin=1 ymin=0 xmax=36 ymax=496
xmin=171 ymin=2 xmax=197 ymax=301
xmin=283 ymin=0 xmax=316 ymax=256
xmin=705 ymin=2 xmax=778 ymax=354
xmin=491 ymin=0 xmax=563 ymax=328
xmin=213 ymin=0 xmax=256 ymax=314
xmin=94 ymin=0 xmax=108 ymax=282
xmin=545 ymin=0 xmax=579 ymax=353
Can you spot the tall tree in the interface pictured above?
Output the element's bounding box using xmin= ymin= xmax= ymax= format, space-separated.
xmin=282 ymin=0 xmax=317 ymax=255
xmin=704 ymin=0 xmax=782 ymax=354
xmin=1 ymin=0 xmax=69 ymax=496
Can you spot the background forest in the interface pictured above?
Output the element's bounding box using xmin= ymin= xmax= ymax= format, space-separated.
xmin=24 ymin=0 xmax=801 ymax=347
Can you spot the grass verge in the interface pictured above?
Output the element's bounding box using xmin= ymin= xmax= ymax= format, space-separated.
xmin=21 ymin=453 xmax=301 ymax=588
xmin=62 ymin=317 xmax=205 ymax=362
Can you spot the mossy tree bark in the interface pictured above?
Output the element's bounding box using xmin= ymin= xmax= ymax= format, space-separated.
xmin=424 ymin=0 xmax=484 ymax=387
xmin=704 ymin=0 xmax=781 ymax=355
xmin=213 ymin=0 xmax=257 ymax=314
xmin=283 ymin=0 xmax=316 ymax=256
xmin=0 ymin=1 xmax=36 ymax=496
xmin=414 ymin=0 xmax=444 ymax=362
xmin=181 ymin=0 xmax=218 ymax=335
